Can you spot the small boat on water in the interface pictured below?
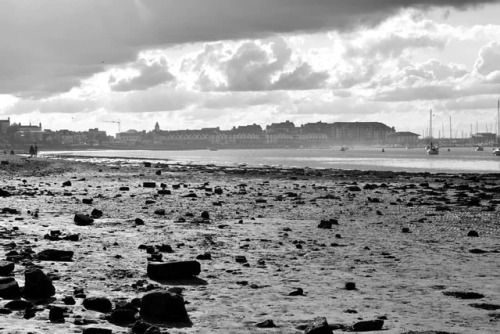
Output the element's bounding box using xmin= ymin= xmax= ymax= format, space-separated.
xmin=426 ymin=110 xmax=439 ymax=155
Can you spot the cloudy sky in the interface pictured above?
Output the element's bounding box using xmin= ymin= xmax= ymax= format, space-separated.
xmin=1 ymin=0 xmax=500 ymax=137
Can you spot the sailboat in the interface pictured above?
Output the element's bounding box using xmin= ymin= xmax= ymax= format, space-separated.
xmin=426 ymin=109 xmax=439 ymax=155
xmin=493 ymin=100 xmax=500 ymax=156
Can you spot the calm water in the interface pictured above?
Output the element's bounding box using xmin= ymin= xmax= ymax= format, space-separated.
xmin=42 ymin=147 xmax=500 ymax=174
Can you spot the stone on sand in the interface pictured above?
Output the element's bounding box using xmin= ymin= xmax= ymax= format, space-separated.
xmin=147 ymin=261 xmax=201 ymax=280
xmin=23 ymin=268 xmax=55 ymax=299
xmin=140 ymin=291 xmax=190 ymax=323
xmin=352 ymin=319 xmax=384 ymax=331
xmin=74 ymin=213 xmax=94 ymax=226
xmin=0 ymin=260 xmax=15 ymax=275
xmin=304 ymin=317 xmax=332 ymax=334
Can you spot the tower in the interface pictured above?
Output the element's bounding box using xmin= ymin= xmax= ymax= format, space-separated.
xmin=154 ymin=122 xmax=160 ymax=132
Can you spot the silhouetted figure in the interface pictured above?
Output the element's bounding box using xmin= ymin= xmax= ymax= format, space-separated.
xmin=34 ymin=143 xmax=38 ymax=156
xmin=29 ymin=145 xmax=34 ymax=158
xmin=10 ymin=149 xmax=14 ymax=155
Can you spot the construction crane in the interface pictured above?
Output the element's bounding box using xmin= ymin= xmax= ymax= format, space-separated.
xmin=102 ymin=120 xmax=121 ymax=133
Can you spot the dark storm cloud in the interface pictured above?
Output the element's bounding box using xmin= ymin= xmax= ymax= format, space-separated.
xmin=0 ymin=0 xmax=497 ymax=97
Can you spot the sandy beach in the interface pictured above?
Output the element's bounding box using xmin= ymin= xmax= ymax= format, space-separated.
xmin=0 ymin=154 xmax=499 ymax=334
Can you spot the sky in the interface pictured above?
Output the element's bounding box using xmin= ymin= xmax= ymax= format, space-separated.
xmin=1 ymin=0 xmax=500 ymax=137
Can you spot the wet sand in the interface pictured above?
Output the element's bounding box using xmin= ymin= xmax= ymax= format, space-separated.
xmin=0 ymin=155 xmax=499 ymax=334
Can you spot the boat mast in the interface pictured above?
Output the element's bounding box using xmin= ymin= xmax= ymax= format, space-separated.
xmin=430 ymin=109 xmax=433 ymax=146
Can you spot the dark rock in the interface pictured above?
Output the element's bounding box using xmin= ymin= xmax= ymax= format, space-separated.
xmin=63 ymin=295 xmax=76 ymax=305
xmin=157 ymin=190 xmax=171 ymax=195
xmin=443 ymin=291 xmax=484 ymax=299
xmin=288 ymin=288 xmax=304 ymax=296
xmin=318 ymin=219 xmax=337 ymax=229
xmin=131 ymin=320 xmax=153 ymax=334
xmin=140 ymin=291 xmax=190 ymax=323
xmin=82 ymin=198 xmax=93 ymax=205
xmin=144 ymin=162 xmax=152 ymax=167
xmin=74 ymin=213 xmax=94 ymax=226
xmin=352 ymin=319 xmax=384 ymax=331
xmin=256 ymin=319 xmax=276 ymax=328
xmin=304 ymin=317 xmax=332 ymax=334
xmin=91 ymin=208 xmax=103 ymax=218
xmin=347 ymin=186 xmax=361 ymax=191
xmin=23 ymin=268 xmax=55 ymax=299
xmin=469 ymin=249 xmax=488 ymax=254
xmin=469 ymin=303 xmax=500 ymax=310
xmin=467 ymin=230 xmax=479 ymax=237
xmin=145 ymin=200 xmax=156 ymax=205
xmin=135 ymin=218 xmax=145 ymax=225
xmin=235 ymin=256 xmax=247 ymax=263
xmin=201 ymin=211 xmax=210 ymax=219
xmin=109 ymin=308 xmax=137 ymax=324
xmin=82 ymin=328 xmax=113 ymax=334
xmin=49 ymin=306 xmax=65 ymax=323
xmin=155 ymin=170 xmax=161 ymax=175
xmin=143 ymin=182 xmax=156 ymax=188
xmin=154 ymin=209 xmax=165 ymax=215
xmin=196 ymin=252 xmax=212 ymax=260
xmin=0 ymin=260 xmax=14 ymax=275
xmin=4 ymin=299 xmax=32 ymax=310
xmin=119 ymin=186 xmax=130 ymax=191
xmin=147 ymin=261 xmax=201 ymax=280
xmin=345 ymin=282 xmax=356 ymax=290
xmin=402 ymin=227 xmax=411 ymax=233
xmin=37 ymin=249 xmax=74 ymax=262
xmin=214 ymin=188 xmax=223 ymax=195
xmin=62 ymin=180 xmax=72 ymax=187
xmin=83 ymin=297 xmax=113 ymax=313
xmin=0 ymin=160 xmax=8 ymax=165
xmin=0 ymin=189 xmax=11 ymax=197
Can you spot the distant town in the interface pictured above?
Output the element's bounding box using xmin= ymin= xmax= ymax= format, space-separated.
xmin=0 ymin=117 xmax=497 ymax=151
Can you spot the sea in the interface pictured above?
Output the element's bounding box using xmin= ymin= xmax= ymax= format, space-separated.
xmin=42 ymin=147 xmax=500 ymax=174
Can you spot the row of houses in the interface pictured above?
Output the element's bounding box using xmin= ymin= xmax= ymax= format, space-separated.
xmin=116 ymin=121 xmax=421 ymax=147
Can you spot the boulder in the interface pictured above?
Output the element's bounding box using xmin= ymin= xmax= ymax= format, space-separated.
xmin=49 ymin=306 xmax=65 ymax=323
xmin=467 ymin=230 xmax=479 ymax=237
xmin=140 ymin=291 xmax=189 ymax=323
xmin=304 ymin=317 xmax=332 ymax=334
xmin=0 ymin=189 xmax=11 ymax=197
xmin=74 ymin=213 xmax=94 ymax=226
xmin=83 ymin=297 xmax=113 ymax=313
xmin=143 ymin=182 xmax=156 ymax=188
xmin=23 ymin=268 xmax=55 ymax=299
xmin=109 ymin=308 xmax=137 ymax=324
xmin=82 ymin=198 xmax=93 ymax=205
xmin=318 ymin=219 xmax=338 ymax=229
xmin=4 ymin=299 xmax=32 ymax=310
xmin=37 ymin=249 xmax=74 ymax=262
xmin=0 ymin=260 xmax=14 ymax=275
xmin=352 ymin=319 xmax=384 ymax=331
xmin=157 ymin=190 xmax=171 ymax=195
xmin=82 ymin=328 xmax=112 ymax=334
xmin=91 ymin=208 xmax=103 ymax=218
xmin=62 ymin=180 xmax=72 ymax=187
xmin=147 ymin=261 xmax=201 ymax=280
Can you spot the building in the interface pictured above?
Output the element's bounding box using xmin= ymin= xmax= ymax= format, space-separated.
xmin=0 ymin=118 xmax=10 ymax=135
xmin=387 ymin=132 xmax=420 ymax=146
xmin=116 ymin=130 xmax=145 ymax=144
xmin=226 ymin=124 xmax=265 ymax=145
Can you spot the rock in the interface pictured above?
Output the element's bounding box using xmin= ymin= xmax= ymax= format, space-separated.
xmin=196 ymin=252 xmax=211 ymax=260
xmin=143 ymin=182 xmax=156 ymax=188
xmin=154 ymin=209 xmax=165 ymax=215
xmin=288 ymin=288 xmax=304 ymax=296
xmin=256 ymin=319 xmax=277 ymax=328
xmin=214 ymin=188 xmax=223 ymax=195
xmin=135 ymin=218 xmax=145 ymax=225
xmin=469 ymin=249 xmax=488 ymax=254
xmin=347 ymin=186 xmax=361 ymax=191
xmin=467 ymin=230 xmax=479 ymax=237
xmin=147 ymin=261 xmax=201 ymax=280
xmin=443 ymin=291 xmax=484 ymax=299
xmin=318 ymin=219 xmax=338 ymax=229
xmin=49 ymin=306 xmax=65 ymax=323
xmin=91 ymin=208 xmax=103 ymax=218
xmin=74 ymin=213 xmax=94 ymax=226
xmin=119 ymin=186 xmax=130 ymax=191
xmin=82 ymin=198 xmax=93 ymax=204
xmin=109 ymin=309 xmax=137 ymax=324
xmin=62 ymin=180 xmax=72 ymax=187
xmin=140 ymin=291 xmax=190 ymax=323
xmin=345 ymin=282 xmax=356 ymax=290
xmin=235 ymin=256 xmax=247 ymax=263
xmin=157 ymin=190 xmax=171 ymax=195
xmin=63 ymin=296 xmax=76 ymax=305
xmin=402 ymin=227 xmax=411 ymax=233
xmin=304 ymin=317 xmax=332 ymax=334
xmin=23 ymin=268 xmax=55 ymax=299
xmin=0 ymin=277 xmax=21 ymax=300
xmin=0 ymin=260 xmax=14 ymax=275
xmin=144 ymin=162 xmax=152 ymax=167
xmin=4 ymin=299 xmax=32 ymax=310
xmin=37 ymin=249 xmax=74 ymax=261
xmin=83 ymin=297 xmax=113 ymax=313
xmin=82 ymin=328 xmax=113 ymax=334
xmin=0 ymin=189 xmax=11 ymax=197
xmin=201 ymin=211 xmax=210 ymax=219
xmin=352 ymin=319 xmax=384 ymax=331
xmin=469 ymin=303 xmax=500 ymax=310
xmin=131 ymin=320 xmax=153 ymax=334
xmin=155 ymin=170 xmax=161 ymax=175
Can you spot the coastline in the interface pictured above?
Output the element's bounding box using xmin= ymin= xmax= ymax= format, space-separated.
xmin=0 ymin=155 xmax=499 ymax=333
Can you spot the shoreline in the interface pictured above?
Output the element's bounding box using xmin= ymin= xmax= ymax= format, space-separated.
xmin=0 ymin=156 xmax=499 ymax=333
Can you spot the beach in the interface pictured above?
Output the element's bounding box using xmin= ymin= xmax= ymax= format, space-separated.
xmin=0 ymin=154 xmax=499 ymax=334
